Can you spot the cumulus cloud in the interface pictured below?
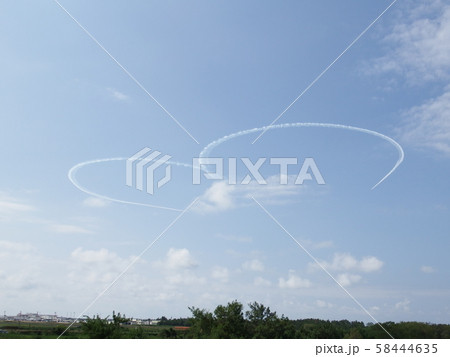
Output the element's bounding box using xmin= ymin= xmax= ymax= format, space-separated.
xmin=194 ymin=175 xmax=307 ymax=213
xmin=216 ymin=233 xmax=253 ymax=243
xmin=163 ymin=248 xmax=198 ymax=270
xmin=107 ymin=88 xmax=129 ymax=101
xmin=359 ymin=256 xmax=385 ymax=273
xmin=243 ymin=259 xmax=264 ymax=272
xmin=421 ymin=265 xmax=436 ymax=273
xmin=165 ymin=272 xmax=206 ymax=286
xmin=316 ymin=300 xmax=333 ymax=308
xmin=0 ymin=193 xmax=35 ymax=222
xmin=0 ymin=240 xmax=34 ymax=256
xmin=195 ymin=181 xmax=236 ymax=213
xmin=155 ymin=248 xmax=204 ymax=287
xmin=313 ymin=240 xmax=333 ymax=249
xmin=365 ymin=1 xmax=450 ymax=156
xmin=70 ymin=247 xmax=131 ymax=284
xmin=279 ymin=271 xmax=311 ymax=289
xmin=337 ymin=273 xmax=362 ymax=287
xmin=71 ymin=247 xmax=122 ymax=265
xmin=211 ymin=266 xmax=229 ymax=283
xmin=309 ymin=253 xmax=383 ymax=287
xmin=397 ymin=89 xmax=450 ymax=155
xmin=313 ymin=253 xmax=384 ymax=273
xmin=0 ymin=200 xmax=34 ymax=213
xmin=254 ymin=277 xmax=271 ymax=287
xmin=83 ymin=197 xmax=109 ymax=207
xmin=395 ymin=298 xmax=411 ymax=311
xmin=368 ymin=1 xmax=450 ymax=83
xmin=49 ymin=224 xmax=93 ymax=234
xmin=0 ymin=241 xmax=41 ymax=292
xmin=327 ymin=253 xmax=358 ymax=271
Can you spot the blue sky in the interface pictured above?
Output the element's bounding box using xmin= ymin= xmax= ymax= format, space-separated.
xmin=1 ymin=0 xmax=450 ymax=324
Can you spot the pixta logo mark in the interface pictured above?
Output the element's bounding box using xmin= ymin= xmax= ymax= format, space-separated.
xmin=126 ymin=148 xmax=172 ymax=195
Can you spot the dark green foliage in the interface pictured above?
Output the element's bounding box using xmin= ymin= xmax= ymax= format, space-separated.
xmin=213 ymin=301 xmax=247 ymax=338
xmin=183 ymin=301 xmax=450 ymax=339
xmin=157 ymin=316 xmax=190 ymax=327
xmin=246 ymin=302 xmax=295 ymax=338
xmin=187 ymin=307 xmax=215 ymax=338
xmin=364 ymin=321 xmax=450 ymax=339
xmin=80 ymin=311 xmax=129 ymax=339
xmin=2 ymin=304 xmax=450 ymax=339
xmin=186 ymin=301 xmax=295 ymax=339
xmin=158 ymin=327 xmax=178 ymax=338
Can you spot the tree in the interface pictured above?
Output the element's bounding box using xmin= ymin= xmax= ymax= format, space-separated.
xmin=80 ymin=311 xmax=129 ymax=339
xmin=246 ymin=302 xmax=295 ymax=338
xmin=187 ymin=307 xmax=215 ymax=338
xmin=213 ymin=301 xmax=248 ymax=338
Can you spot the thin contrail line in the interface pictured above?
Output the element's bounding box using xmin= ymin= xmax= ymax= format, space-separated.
xmin=252 ymin=0 xmax=399 ymax=144
xmin=57 ymin=197 xmax=200 ymax=338
xmin=251 ymin=196 xmax=395 ymax=339
xmin=53 ymin=0 xmax=199 ymax=144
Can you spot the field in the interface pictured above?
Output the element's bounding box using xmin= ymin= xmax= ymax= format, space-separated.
xmin=0 ymin=321 xmax=176 ymax=339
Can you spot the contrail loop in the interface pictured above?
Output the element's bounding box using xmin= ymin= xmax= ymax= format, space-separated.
xmin=68 ymin=157 xmax=196 ymax=212
xmin=199 ymin=123 xmax=404 ymax=190
xmin=69 ymin=123 xmax=403 ymax=208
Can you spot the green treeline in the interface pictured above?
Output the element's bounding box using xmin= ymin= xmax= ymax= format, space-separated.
xmin=4 ymin=301 xmax=446 ymax=338
xmin=76 ymin=301 xmax=450 ymax=339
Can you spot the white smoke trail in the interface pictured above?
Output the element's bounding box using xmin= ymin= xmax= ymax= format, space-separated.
xmin=68 ymin=157 xmax=195 ymax=212
xmin=69 ymin=123 xmax=403 ymax=210
xmin=199 ymin=123 xmax=404 ymax=190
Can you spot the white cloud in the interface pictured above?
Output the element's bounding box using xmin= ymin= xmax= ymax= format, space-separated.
xmin=242 ymin=175 xmax=306 ymax=202
xmin=83 ymin=197 xmax=109 ymax=208
xmin=71 ymin=247 xmax=121 ymax=265
xmin=0 ymin=193 xmax=35 ymax=221
xmin=279 ymin=271 xmax=311 ymax=289
xmin=308 ymin=253 xmax=383 ymax=287
xmin=107 ymin=88 xmax=129 ymax=101
xmin=156 ymin=249 xmax=204 ymax=287
xmin=0 ymin=200 xmax=34 ymax=213
xmin=421 ymin=265 xmax=436 ymax=273
xmin=0 ymin=240 xmax=49 ymax=295
xmin=216 ymin=233 xmax=253 ymax=243
xmin=328 ymin=253 xmax=358 ymax=271
xmin=366 ymin=1 xmax=450 ymax=156
xmin=49 ymin=224 xmax=93 ymax=234
xmin=254 ymin=276 xmax=271 ymax=287
xmin=194 ymin=175 xmax=308 ymax=213
xmin=359 ymin=256 xmax=385 ymax=273
xmin=369 ymin=2 xmax=450 ymax=83
xmin=211 ymin=266 xmax=229 ymax=283
xmin=195 ymin=181 xmax=236 ymax=213
xmin=313 ymin=240 xmax=333 ymax=249
xmin=398 ymin=89 xmax=450 ymax=155
xmin=337 ymin=273 xmax=362 ymax=287
xmin=70 ymin=247 xmax=134 ymax=285
xmin=313 ymin=253 xmax=384 ymax=273
xmin=165 ymin=272 xmax=206 ymax=286
xmin=243 ymin=259 xmax=264 ymax=272
xmin=316 ymin=300 xmax=333 ymax=308
xmin=395 ymin=298 xmax=411 ymax=311
xmin=164 ymin=248 xmax=198 ymax=270
xmin=0 ymin=240 xmax=34 ymax=256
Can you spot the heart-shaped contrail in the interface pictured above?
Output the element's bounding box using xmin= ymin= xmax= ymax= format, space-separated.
xmin=68 ymin=123 xmax=404 ymax=210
